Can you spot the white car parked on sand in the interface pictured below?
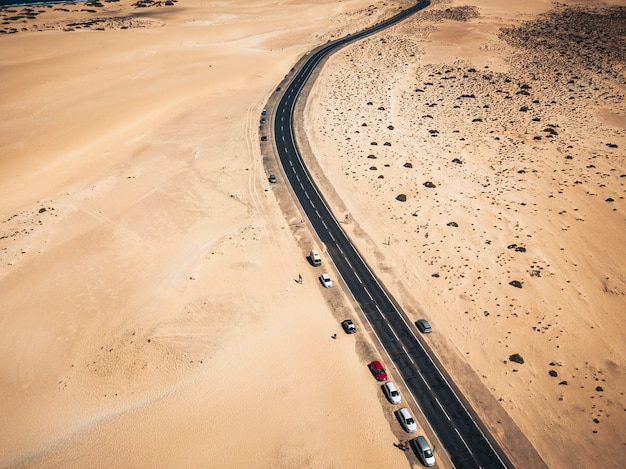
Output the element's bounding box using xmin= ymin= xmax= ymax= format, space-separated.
xmin=320 ymin=273 xmax=332 ymax=288
xmin=383 ymin=381 xmax=401 ymax=405
xmin=397 ymin=407 xmax=417 ymax=433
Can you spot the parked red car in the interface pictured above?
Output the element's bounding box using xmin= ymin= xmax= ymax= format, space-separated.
xmin=369 ymin=360 xmax=388 ymax=381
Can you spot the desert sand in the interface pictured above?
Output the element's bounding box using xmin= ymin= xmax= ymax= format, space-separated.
xmin=304 ymin=0 xmax=626 ymax=467
xmin=0 ymin=0 xmax=624 ymax=467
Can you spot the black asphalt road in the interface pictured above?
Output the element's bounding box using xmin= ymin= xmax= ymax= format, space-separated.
xmin=271 ymin=2 xmax=512 ymax=468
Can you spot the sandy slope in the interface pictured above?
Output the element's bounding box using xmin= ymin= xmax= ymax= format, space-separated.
xmin=1 ymin=0 xmax=438 ymax=467
xmin=304 ymin=0 xmax=626 ymax=467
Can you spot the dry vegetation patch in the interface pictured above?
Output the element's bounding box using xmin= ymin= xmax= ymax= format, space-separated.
xmin=0 ymin=0 xmax=176 ymax=34
xmin=305 ymin=3 xmax=625 ymax=466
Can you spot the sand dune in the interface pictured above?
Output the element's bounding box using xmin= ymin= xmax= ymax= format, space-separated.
xmin=1 ymin=0 xmax=432 ymax=467
xmin=1 ymin=0 xmax=624 ymax=467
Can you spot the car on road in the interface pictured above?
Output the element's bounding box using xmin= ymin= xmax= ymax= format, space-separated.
xmin=368 ymin=360 xmax=387 ymax=381
xmin=268 ymin=174 xmax=277 ymax=183
xmin=320 ymin=273 xmax=332 ymax=288
xmin=341 ymin=319 xmax=356 ymax=334
xmin=416 ymin=319 xmax=432 ymax=333
xmin=382 ymin=381 xmax=401 ymax=404
xmin=397 ymin=407 xmax=417 ymax=433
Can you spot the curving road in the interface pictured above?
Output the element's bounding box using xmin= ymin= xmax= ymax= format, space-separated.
xmin=270 ymin=2 xmax=513 ymax=468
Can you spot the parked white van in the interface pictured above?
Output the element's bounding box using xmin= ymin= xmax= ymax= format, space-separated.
xmin=310 ymin=249 xmax=322 ymax=266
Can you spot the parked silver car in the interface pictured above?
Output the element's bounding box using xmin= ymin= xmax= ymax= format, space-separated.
xmin=416 ymin=319 xmax=432 ymax=333
xmin=413 ymin=436 xmax=436 ymax=467
xmin=341 ymin=319 xmax=356 ymax=334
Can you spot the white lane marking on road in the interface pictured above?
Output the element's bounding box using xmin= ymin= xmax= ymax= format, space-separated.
xmin=455 ymin=427 xmax=473 ymax=455
xmin=417 ymin=370 xmax=431 ymax=391
xmin=435 ymin=397 xmax=451 ymax=421
xmin=354 ymin=272 xmax=362 ymax=284
xmin=388 ymin=324 xmax=398 ymax=341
